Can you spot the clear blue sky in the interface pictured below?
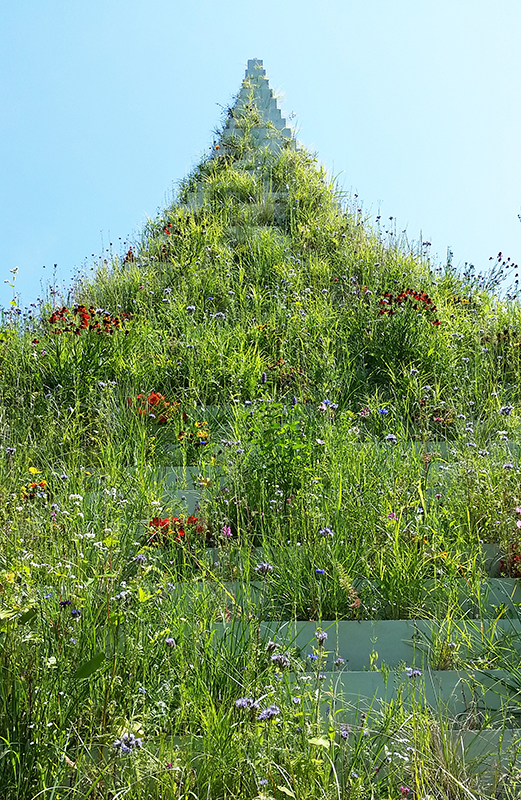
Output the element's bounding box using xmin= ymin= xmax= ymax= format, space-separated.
xmin=2 ymin=0 xmax=521 ymax=309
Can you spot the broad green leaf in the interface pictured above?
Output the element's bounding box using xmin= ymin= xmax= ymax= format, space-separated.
xmin=19 ymin=608 xmax=37 ymax=625
xmin=138 ymin=586 xmax=151 ymax=603
xmin=277 ymin=788 xmax=295 ymax=798
xmin=74 ymin=652 xmax=105 ymax=681
xmin=307 ymin=736 xmax=330 ymax=748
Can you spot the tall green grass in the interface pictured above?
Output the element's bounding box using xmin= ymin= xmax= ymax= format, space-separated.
xmin=2 ymin=118 xmax=521 ymax=797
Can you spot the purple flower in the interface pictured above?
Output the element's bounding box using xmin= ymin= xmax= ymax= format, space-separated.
xmin=271 ymin=653 xmax=290 ymax=669
xmin=71 ymin=609 xmax=81 ymax=619
xmin=113 ymin=732 xmax=142 ymax=755
xmin=318 ymin=526 xmax=334 ymax=538
xmin=315 ymin=630 xmax=328 ymax=646
xmin=134 ymin=554 xmax=147 ymax=564
xmin=235 ymin=697 xmax=255 ymax=710
xmin=255 ymin=562 xmax=273 ymax=576
xmin=405 ymin=667 xmax=422 ymax=678
xmin=315 ymin=568 xmax=325 ymax=575
xmin=261 ymin=372 xmax=267 ymax=385
xmin=257 ymin=704 xmax=280 ymax=722
xmin=221 ymin=524 xmax=232 ymax=539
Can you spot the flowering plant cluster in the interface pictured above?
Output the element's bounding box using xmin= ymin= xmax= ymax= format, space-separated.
xmin=500 ymin=542 xmax=521 ymax=578
xmin=147 ymin=514 xmax=206 ymax=546
xmin=48 ymin=305 xmax=131 ymax=335
xmin=122 ymin=247 xmax=135 ymax=264
xmin=378 ymin=288 xmax=440 ymax=325
xmin=178 ymin=419 xmax=210 ymax=445
xmin=21 ymin=479 xmax=47 ymax=500
xmin=129 ymin=391 xmax=180 ymax=424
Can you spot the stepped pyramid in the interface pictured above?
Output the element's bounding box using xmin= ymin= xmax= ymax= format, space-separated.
xmin=11 ymin=60 xmax=521 ymax=800
xmin=217 ymin=58 xmax=296 ymax=154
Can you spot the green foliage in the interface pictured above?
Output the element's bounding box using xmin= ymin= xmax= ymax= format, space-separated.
xmin=1 ymin=134 xmax=521 ymax=798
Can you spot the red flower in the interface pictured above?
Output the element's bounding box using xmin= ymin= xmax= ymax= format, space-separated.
xmin=149 ymin=517 xmax=170 ymax=530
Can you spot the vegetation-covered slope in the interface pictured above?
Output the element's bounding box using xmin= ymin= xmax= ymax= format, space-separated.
xmin=2 ymin=120 xmax=521 ymax=799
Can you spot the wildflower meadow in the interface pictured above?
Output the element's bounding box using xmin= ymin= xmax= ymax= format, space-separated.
xmin=2 ymin=64 xmax=521 ymax=800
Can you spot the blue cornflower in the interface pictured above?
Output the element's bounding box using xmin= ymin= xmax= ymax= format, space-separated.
xmin=71 ymin=608 xmax=81 ymax=619
xmin=308 ymin=653 xmax=318 ymax=661
xmin=315 ymin=568 xmax=325 ymax=575
xmin=378 ymin=408 xmax=389 ymax=415
xmin=134 ymin=554 xmax=147 ymax=564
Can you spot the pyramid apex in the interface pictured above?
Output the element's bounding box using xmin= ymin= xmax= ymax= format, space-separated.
xmin=246 ymin=58 xmax=266 ymax=78
xmin=218 ymin=59 xmax=295 ymax=155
